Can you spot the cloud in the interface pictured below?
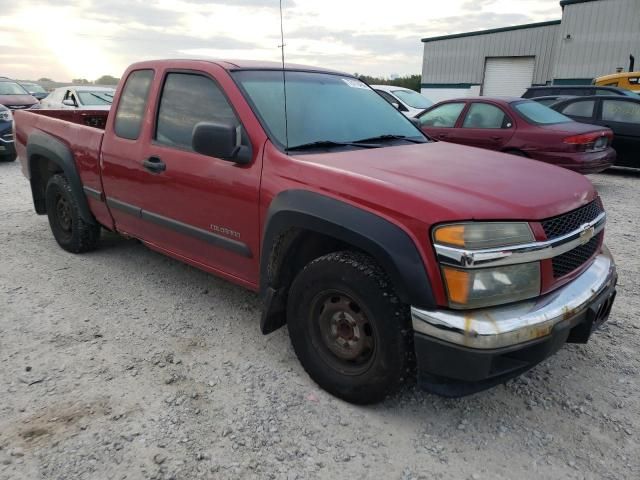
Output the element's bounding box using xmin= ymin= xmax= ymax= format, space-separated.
xmin=461 ymin=0 xmax=498 ymax=10
xmin=184 ymin=0 xmax=296 ymax=6
xmin=0 ymin=0 xmax=560 ymax=80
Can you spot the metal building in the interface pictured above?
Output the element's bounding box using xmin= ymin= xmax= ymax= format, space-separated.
xmin=421 ymin=0 xmax=640 ymax=102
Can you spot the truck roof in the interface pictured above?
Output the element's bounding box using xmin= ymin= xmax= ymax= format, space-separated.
xmin=126 ymin=59 xmax=352 ymax=77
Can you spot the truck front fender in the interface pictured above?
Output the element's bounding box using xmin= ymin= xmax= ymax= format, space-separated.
xmin=260 ymin=190 xmax=435 ymax=333
xmin=26 ymin=131 xmax=96 ymax=225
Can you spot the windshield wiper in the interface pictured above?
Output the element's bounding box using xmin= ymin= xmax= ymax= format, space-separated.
xmin=90 ymin=93 xmax=112 ymax=103
xmin=286 ymin=140 xmax=379 ymax=151
xmin=352 ymin=134 xmax=425 ymax=144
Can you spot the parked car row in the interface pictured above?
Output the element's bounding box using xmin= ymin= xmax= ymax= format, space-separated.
xmin=417 ymin=97 xmax=614 ymax=173
xmin=406 ymin=82 xmax=639 ymax=173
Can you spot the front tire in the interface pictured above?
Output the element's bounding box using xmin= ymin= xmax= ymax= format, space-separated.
xmin=287 ymin=251 xmax=413 ymax=404
xmin=45 ymin=174 xmax=100 ymax=253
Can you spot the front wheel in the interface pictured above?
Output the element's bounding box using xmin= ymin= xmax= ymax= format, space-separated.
xmin=45 ymin=174 xmax=101 ymax=253
xmin=287 ymin=251 xmax=413 ymax=404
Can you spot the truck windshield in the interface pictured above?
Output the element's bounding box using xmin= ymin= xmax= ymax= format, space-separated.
xmin=233 ymin=70 xmax=426 ymax=150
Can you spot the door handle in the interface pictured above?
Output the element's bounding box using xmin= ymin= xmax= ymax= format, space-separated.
xmin=490 ymin=136 xmax=502 ymax=141
xmin=438 ymin=133 xmax=449 ymax=139
xmin=143 ymin=156 xmax=166 ymax=173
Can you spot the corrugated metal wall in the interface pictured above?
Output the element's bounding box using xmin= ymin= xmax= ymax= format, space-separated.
xmin=553 ymin=0 xmax=640 ymax=80
xmin=421 ymin=23 xmax=560 ymax=85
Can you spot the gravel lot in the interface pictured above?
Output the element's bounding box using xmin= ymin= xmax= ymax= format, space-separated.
xmin=1 ymin=159 xmax=638 ymax=480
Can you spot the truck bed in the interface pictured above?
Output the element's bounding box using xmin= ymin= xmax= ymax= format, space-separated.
xmin=14 ymin=109 xmax=112 ymax=228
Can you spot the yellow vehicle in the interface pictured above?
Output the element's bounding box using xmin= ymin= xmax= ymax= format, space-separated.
xmin=594 ymin=71 xmax=640 ymax=92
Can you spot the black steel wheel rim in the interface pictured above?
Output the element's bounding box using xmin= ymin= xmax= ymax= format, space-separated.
xmin=309 ymin=290 xmax=377 ymax=376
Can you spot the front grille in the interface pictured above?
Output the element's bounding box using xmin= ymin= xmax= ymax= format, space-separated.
xmin=541 ymin=199 xmax=603 ymax=239
xmin=552 ymin=232 xmax=602 ymax=278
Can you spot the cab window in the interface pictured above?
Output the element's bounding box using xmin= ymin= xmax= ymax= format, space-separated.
xmin=155 ymin=73 xmax=238 ymax=151
xmin=114 ymin=69 xmax=154 ymax=140
xmin=462 ymin=103 xmax=512 ymax=129
xmin=419 ymin=103 xmax=465 ymax=127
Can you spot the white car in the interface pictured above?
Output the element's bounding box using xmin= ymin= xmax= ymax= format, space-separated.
xmin=371 ymin=85 xmax=433 ymax=118
xmin=41 ymin=86 xmax=115 ymax=110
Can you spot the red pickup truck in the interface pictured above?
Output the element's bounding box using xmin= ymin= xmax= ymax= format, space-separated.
xmin=14 ymin=59 xmax=617 ymax=403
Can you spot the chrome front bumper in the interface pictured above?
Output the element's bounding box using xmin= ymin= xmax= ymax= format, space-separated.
xmin=412 ymin=246 xmax=616 ymax=350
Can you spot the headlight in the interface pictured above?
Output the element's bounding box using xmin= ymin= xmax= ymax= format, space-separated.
xmin=433 ymin=222 xmax=540 ymax=309
xmin=433 ymin=222 xmax=534 ymax=249
xmin=441 ymin=263 xmax=540 ymax=309
xmin=0 ymin=109 xmax=12 ymax=122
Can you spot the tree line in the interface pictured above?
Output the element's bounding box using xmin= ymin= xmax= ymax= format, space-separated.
xmin=37 ymin=75 xmax=120 ymax=86
xmin=355 ymin=74 xmax=421 ymax=92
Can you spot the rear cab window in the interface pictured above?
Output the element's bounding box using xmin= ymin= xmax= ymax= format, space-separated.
xmin=114 ymin=69 xmax=154 ymax=140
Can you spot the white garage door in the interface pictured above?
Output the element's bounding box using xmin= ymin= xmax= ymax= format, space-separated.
xmin=482 ymin=57 xmax=535 ymax=97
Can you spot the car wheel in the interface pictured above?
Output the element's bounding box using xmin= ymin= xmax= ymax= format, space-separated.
xmin=0 ymin=154 xmax=16 ymax=162
xmin=287 ymin=251 xmax=413 ymax=404
xmin=45 ymin=174 xmax=101 ymax=253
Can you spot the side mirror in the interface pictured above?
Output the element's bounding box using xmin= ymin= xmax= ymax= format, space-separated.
xmin=62 ymin=99 xmax=76 ymax=107
xmin=192 ymin=122 xmax=252 ymax=164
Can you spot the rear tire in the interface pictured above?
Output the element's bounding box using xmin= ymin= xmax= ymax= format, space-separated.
xmin=0 ymin=154 xmax=16 ymax=162
xmin=45 ymin=174 xmax=100 ymax=253
xmin=287 ymin=251 xmax=413 ymax=404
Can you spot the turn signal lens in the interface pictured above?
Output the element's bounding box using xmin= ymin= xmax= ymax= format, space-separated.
xmin=441 ymin=263 xmax=541 ymax=309
xmin=442 ymin=267 xmax=470 ymax=305
xmin=433 ymin=225 xmax=465 ymax=247
xmin=433 ymin=223 xmax=534 ymax=250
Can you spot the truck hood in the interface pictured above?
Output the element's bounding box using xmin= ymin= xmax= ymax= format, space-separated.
xmin=293 ymin=141 xmax=597 ymax=223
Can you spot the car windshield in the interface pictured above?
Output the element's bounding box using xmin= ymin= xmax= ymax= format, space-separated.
xmin=0 ymin=81 xmax=29 ymax=95
xmin=77 ymin=91 xmax=114 ymax=105
xmin=512 ymin=101 xmax=572 ymax=125
xmin=232 ymin=70 xmax=425 ymax=150
xmin=23 ymin=83 xmax=46 ymax=93
xmin=392 ymin=89 xmax=433 ymax=109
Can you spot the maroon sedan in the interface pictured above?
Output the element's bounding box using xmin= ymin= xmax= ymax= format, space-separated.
xmin=417 ymin=97 xmax=615 ymax=173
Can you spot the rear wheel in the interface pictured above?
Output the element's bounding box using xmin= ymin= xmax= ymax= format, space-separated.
xmin=45 ymin=174 xmax=101 ymax=253
xmin=0 ymin=154 xmax=16 ymax=162
xmin=287 ymin=251 xmax=413 ymax=404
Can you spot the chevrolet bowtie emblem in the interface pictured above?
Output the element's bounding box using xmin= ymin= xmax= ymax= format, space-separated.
xmin=579 ymin=224 xmax=595 ymax=245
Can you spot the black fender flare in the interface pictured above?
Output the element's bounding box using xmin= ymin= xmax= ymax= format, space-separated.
xmin=26 ymin=130 xmax=96 ymax=225
xmin=260 ymin=190 xmax=435 ymax=332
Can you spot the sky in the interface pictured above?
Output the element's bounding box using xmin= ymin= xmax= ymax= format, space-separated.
xmin=0 ymin=0 xmax=562 ymax=82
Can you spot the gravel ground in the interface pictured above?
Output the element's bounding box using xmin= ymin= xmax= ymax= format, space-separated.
xmin=1 ymin=160 xmax=638 ymax=480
